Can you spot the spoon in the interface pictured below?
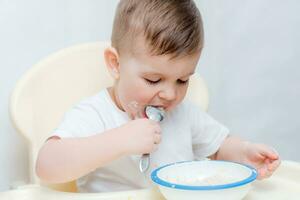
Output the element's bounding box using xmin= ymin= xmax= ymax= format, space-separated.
xmin=139 ymin=106 xmax=165 ymax=173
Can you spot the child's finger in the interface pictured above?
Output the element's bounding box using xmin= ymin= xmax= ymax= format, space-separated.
xmin=154 ymin=133 xmax=161 ymax=144
xmin=257 ymin=164 xmax=273 ymax=179
xmin=263 ymin=170 xmax=272 ymax=179
xmin=257 ymin=159 xmax=280 ymax=180
xmin=257 ymin=167 xmax=268 ymax=180
xmin=253 ymin=151 xmax=265 ymax=160
xmin=259 ymin=145 xmax=279 ymax=160
xmin=267 ymin=159 xmax=281 ymax=171
xmin=261 ymin=160 xmax=280 ymax=179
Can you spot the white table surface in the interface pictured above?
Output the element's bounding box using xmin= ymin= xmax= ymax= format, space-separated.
xmin=1 ymin=160 xmax=299 ymax=200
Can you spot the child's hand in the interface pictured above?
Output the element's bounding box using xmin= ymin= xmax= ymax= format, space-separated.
xmin=242 ymin=142 xmax=281 ymax=180
xmin=118 ymin=118 xmax=161 ymax=155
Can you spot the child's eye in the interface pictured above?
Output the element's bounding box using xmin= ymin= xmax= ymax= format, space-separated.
xmin=145 ymin=78 xmax=161 ymax=85
xmin=177 ymin=79 xmax=189 ymax=85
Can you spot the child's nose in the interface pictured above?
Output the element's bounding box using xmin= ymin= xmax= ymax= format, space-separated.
xmin=159 ymin=86 xmax=177 ymax=101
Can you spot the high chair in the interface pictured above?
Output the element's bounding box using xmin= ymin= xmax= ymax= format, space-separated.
xmin=9 ymin=41 xmax=209 ymax=193
xmin=5 ymin=41 xmax=300 ymax=200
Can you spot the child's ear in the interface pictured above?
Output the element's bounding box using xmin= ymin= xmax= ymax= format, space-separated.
xmin=104 ymin=47 xmax=120 ymax=80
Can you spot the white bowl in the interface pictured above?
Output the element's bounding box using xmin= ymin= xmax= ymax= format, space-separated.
xmin=151 ymin=160 xmax=257 ymax=200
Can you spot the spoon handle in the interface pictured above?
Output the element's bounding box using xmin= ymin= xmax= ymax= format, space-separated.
xmin=139 ymin=154 xmax=150 ymax=172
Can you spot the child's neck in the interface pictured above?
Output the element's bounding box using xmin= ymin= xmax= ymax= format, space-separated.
xmin=107 ymin=86 xmax=124 ymax=112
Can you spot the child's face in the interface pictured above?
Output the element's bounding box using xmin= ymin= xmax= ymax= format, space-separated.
xmin=110 ymin=46 xmax=200 ymax=118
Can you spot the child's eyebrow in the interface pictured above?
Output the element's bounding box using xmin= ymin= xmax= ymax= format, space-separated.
xmin=142 ymin=71 xmax=195 ymax=78
xmin=185 ymin=71 xmax=195 ymax=77
xmin=142 ymin=72 xmax=162 ymax=76
xmin=179 ymin=71 xmax=195 ymax=78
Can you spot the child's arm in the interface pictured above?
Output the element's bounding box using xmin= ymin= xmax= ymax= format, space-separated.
xmin=36 ymin=118 xmax=161 ymax=183
xmin=209 ymin=135 xmax=281 ymax=179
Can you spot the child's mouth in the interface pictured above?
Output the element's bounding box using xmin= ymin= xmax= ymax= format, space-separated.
xmin=127 ymin=101 xmax=167 ymax=119
xmin=151 ymin=105 xmax=166 ymax=111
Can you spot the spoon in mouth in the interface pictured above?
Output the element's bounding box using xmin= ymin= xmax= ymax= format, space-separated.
xmin=139 ymin=105 xmax=165 ymax=173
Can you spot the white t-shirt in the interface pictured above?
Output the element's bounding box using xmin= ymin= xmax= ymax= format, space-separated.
xmin=52 ymin=89 xmax=229 ymax=192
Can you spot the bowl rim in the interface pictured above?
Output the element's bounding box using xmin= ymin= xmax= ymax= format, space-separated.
xmin=151 ymin=160 xmax=257 ymax=190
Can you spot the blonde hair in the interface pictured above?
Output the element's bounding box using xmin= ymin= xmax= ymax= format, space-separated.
xmin=111 ymin=0 xmax=204 ymax=58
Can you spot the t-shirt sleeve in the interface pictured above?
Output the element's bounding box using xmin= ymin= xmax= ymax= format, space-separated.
xmin=51 ymin=100 xmax=105 ymax=138
xmin=189 ymin=102 xmax=229 ymax=159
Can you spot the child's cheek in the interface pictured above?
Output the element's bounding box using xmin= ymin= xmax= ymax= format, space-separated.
xmin=132 ymin=84 xmax=153 ymax=104
xmin=121 ymin=78 xmax=156 ymax=110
